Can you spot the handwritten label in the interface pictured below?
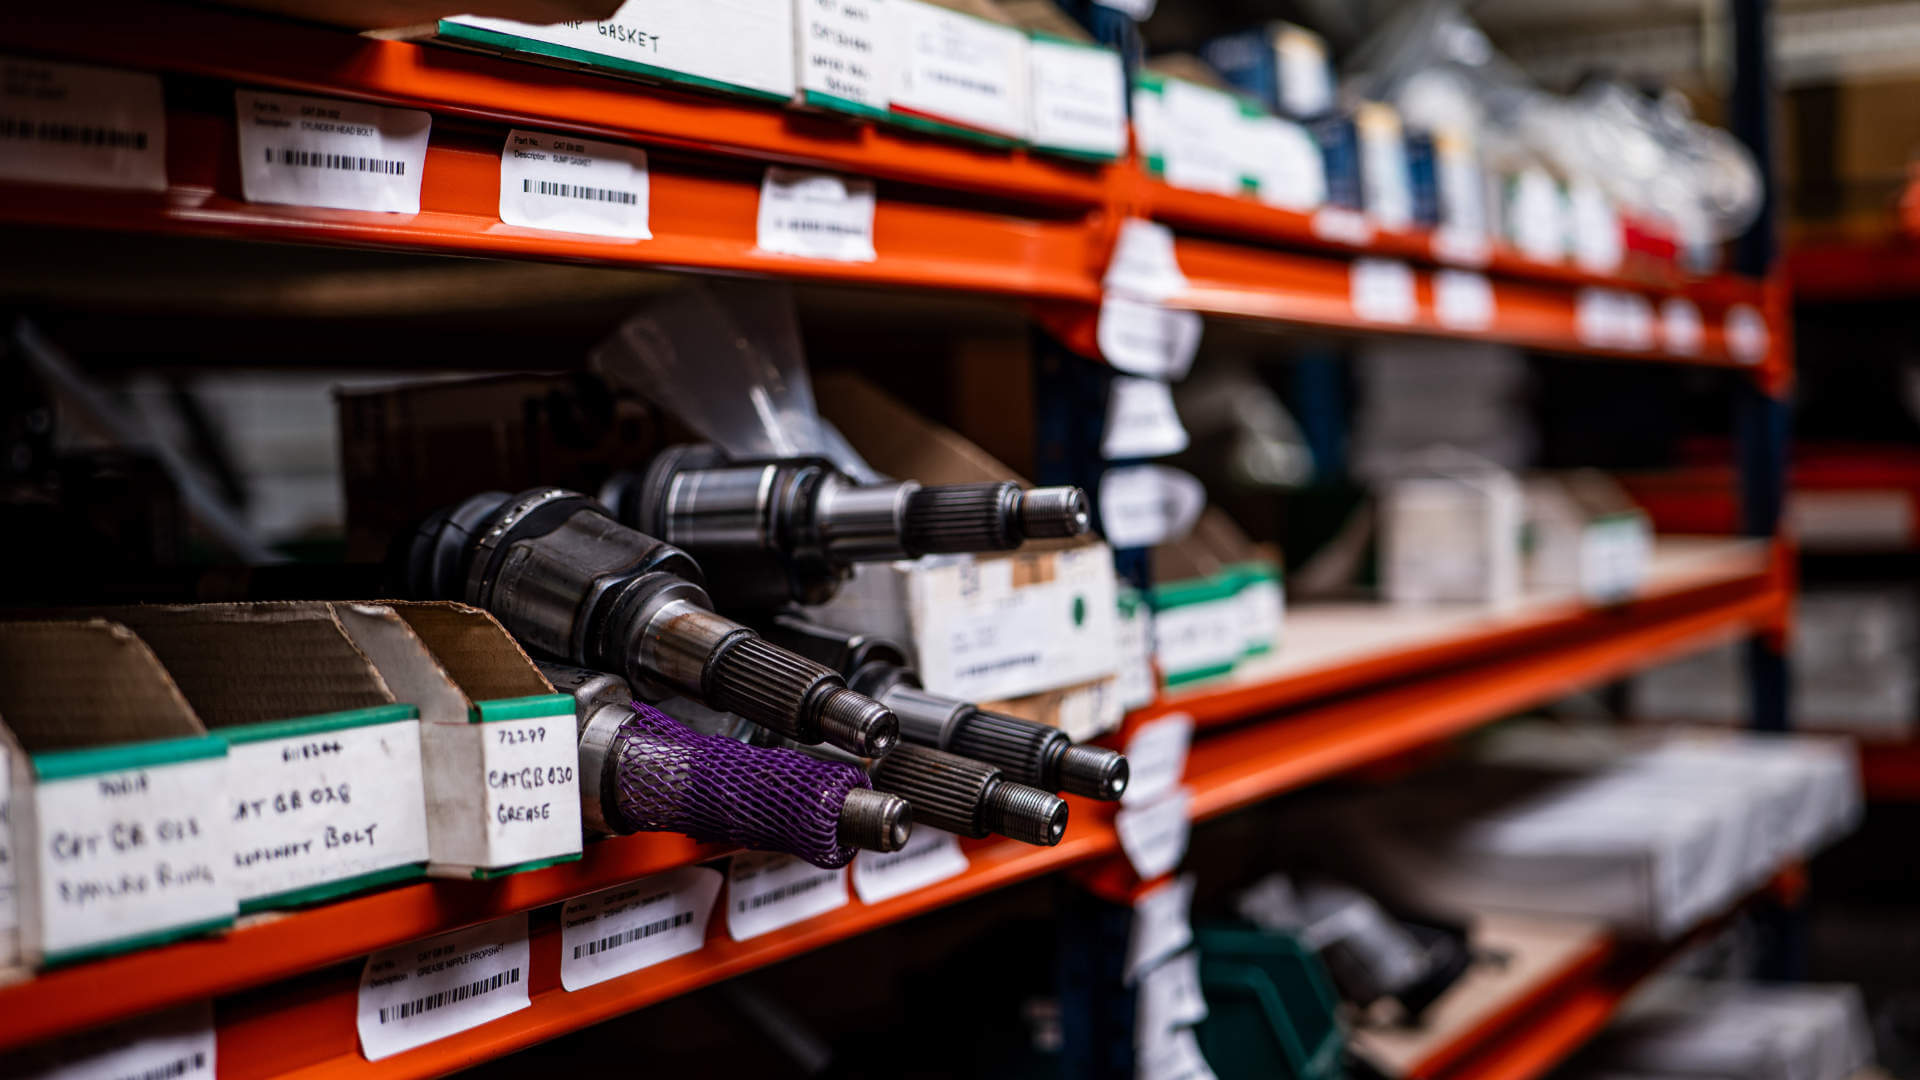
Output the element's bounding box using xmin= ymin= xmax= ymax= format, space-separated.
xmin=1099 ymin=465 xmax=1206 ymax=548
xmin=1104 ymin=219 xmax=1188 ymax=302
xmin=798 ymin=0 xmax=891 ymax=113
xmin=726 ymin=852 xmax=848 ymax=940
xmin=1726 ymin=303 xmax=1770 ymax=365
xmin=1116 ymin=786 xmax=1191 ymax=881
xmin=480 ymin=712 xmax=584 ymax=870
xmin=892 ymin=0 xmax=1030 ymax=140
xmin=498 ymin=128 xmax=649 ymax=240
xmin=560 ymin=865 xmax=721 ymax=990
xmin=235 ymin=90 xmax=429 ymax=214
xmin=1350 ymin=258 xmax=1417 ymax=324
xmin=1097 ymin=298 xmax=1202 ymax=380
xmin=1028 ymin=38 xmax=1126 ymax=158
xmin=1103 ymin=376 xmax=1189 ymax=460
xmin=27 ymin=754 xmax=232 ymax=962
xmin=1434 ymin=269 xmax=1495 ymax=331
xmin=852 ymin=828 xmax=968 ymax=903
xmin=1136 ymin=948 xmax=1208 ymax=1046
xmin=0 ymin=57 xmax=166 ymax=192
xmin=1122 ymin=715 xmax=1191 ymax=806
xmin=1661 ymin=297 xmax=1703 ymax=356
xmin=756 ymin=167 xmax=877 ymax=262
xmin=1126 ymin=872 xmax=1195 ymax=980
xmin=225 ymin=719 xmax=429 ymax=905
xmin=357 ymin=913 xmax=530 ymax=1060
xmin=16 ymin=1002 xmax=214 ymax=1080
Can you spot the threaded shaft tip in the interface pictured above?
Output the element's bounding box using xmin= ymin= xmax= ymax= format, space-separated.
xmin=816 ymin=687 xmax=899 ymax=757
xmin=1058 ymin=744 xmax=1129 ymax=801
xmin=983 ymin=782 xmax=1068 ymax=847
xmin=838 ymin=787 xmax=913 ymax=853
xmin=1016 ymin=486 xmax=1092 ymax=540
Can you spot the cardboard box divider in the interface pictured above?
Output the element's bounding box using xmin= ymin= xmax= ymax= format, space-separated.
xmin=0 ymin=619 xmax=233 ymax=968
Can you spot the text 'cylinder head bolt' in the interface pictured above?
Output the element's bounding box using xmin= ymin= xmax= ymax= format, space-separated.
xmin=598 ymin=444 xmax=1093 ymax=609
xmin=396 ymin=488 xmax=896 ymax=757
xmin=761 ymin=612 xmax=1130 ymax=802
xmin=543 ymin=662 xmax=911 ymax=867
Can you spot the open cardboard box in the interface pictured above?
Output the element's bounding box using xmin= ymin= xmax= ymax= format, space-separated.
xmin=383 ymin=602 xmax=583 ymax=878
xmin=0 ymin=620 xmax=234 ymax=968
xmin=96 ymin=603 xmax=431 ymax=913
xmin=812 ymin=372 xmax=1123 ymax=737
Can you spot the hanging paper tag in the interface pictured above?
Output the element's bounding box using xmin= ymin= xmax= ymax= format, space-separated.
xmin=851 ymin=828 xmax=969 ymax=904
xmin=1136 ymin=948 xmax=1208 ymax=1045
xmin=1661 ymin=297 xmax=1703 ymax=356
xmin=1099 ymin=465 xmax=1205 ymax=548
xmin=559 ymin=865 xmax=721 ymax=991
xmin=357 ymin=914 xmax=531 ymax=1061
xmin=1350 ymin=258 xmax=1417 ymax=324
xmin=1097 ymin=298 xmax=1202 ymax=380
xmin=1311 ymin=207 xmax=1373 ymax=246
xmin=1103 ymin=377 xmax=1190 ymax=459
xmin=0 ymin=56 xmax=167 ymax=192
xmin=726 ymin=852 xmax=848 ymax=940
xmin=1122 ymin=713 xmax=1192 ymax=805
xmin=498 ymin=128 xmax=649 ymax=240
xmin=236 ymin=90 xmax=429 ymax=214
xmin=1104 ymin=219 xmax=1188 ymax=301
xmin=1116 ymin=786 xmax=1191 ymax=881
xmin=1138 ymin=1025 xmax=1220 ymax=1080
xmin=1125 ymin=872 xmax=1195 ymax=980
xmin=1726 ymin=304 xmax=1770 ymax=365
xmin=1433 ymin=270 xmax=1494 ymax=331
xmin=756 ymin=167 xmax=877 ymax=262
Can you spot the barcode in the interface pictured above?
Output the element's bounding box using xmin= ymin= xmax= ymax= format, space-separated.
xmin=112 ymin=1051 xmax=207 ymax=1080
xmin=376 ymin=968 xmax=520 ymax=1023
xmin=571 ymin=910 xmax=692 ymax=959
xmin=744 ymin=874 xmax=827 ymax=910
xmin=520 ymin=178 xmax=636 ymax=205
xmin=266 ymin=147 xmax=405 ymax=176
xmin=0 ymin=116 xmax=148 ymax=150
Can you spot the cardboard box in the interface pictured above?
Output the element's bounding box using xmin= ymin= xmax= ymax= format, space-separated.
xmin=1380 ymin=466 xmax=1523 ymax=608
xmin=383 ymin=602 xmax=584 ymax=878
xmin=430 ymin=1 xmax=797 ymax=103
xmin=793 ymin=0 xmax=894 ymax=120
xmin=97 ymin=604 xmax=431 ymax=912
xmin=811 ymin=372 xmax=1122 ymax=716
xmin=887 ymin=0 xmax=1033 ymax=145
xmin=0 ymin=620 xmax=234 ymax=967
xmin=998 ymin=3 xmax=1124 ymax=162
xmin=1133 ymin=65 xmax=1246 ymax=195
xmin=1522 ymin=472 xmax=1653 ymax=604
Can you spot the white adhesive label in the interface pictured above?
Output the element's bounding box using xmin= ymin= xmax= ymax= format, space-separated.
xmin=798 ymin=0 xmax=891 ymax=113
xmin=891 ymin=0 xmax=1030 ymax=140
xmin=1432 ymin=224 xmax=1491 ymax=267
xmin=1243 ymin=113 xmax=1325 ymax=212
xmin=1434 ymin=269 xmax=1495 ymax=331
xmin=1311 ymin=206 xmax=1374 ymax=246
xmin=559 ymin=865 xmax=721 ymax=991
xmin=1103 ymin=376 xmax=1190 ymax=460
xmin=1727 ymin=303 xmax=1770 ymax=365
xmin=1104 ymin=219 xmax=1188 ymax=302
xmin=726 ymin=852 xmax=848 ymax=940
xmin=0 ymin=57 xmax=166 ymax=192
xmin=1122 ymin=714 xmax=1191 ymax=805
xmin=1116 ymin=786 xmax=1191 ymax=881
xmin=1138 ymin=1024 xmax=1219 ymax=1080
xmin=1580 ymin=516 xmax=1651 ymax=605
xmin=226 ymin=718 xmax=429 ymax=905
xmin=498 ymin=128 xmax=649 ymax=240
xmin=756 ymin=166 xmax=877 ymax=262
xmin=235 ymin=90 xmax=428 ymax=214
xmin=851 ymin=827 xmax=968 ymax=904
xmin=479 ymin=712 xmax=584 ymax=870
xmin=1152 ymin=599 xmax=1242 ymax=683
xmin=1126 ymin=872 xmax=1194 ymax=980
xmin=1576 ymin=288 xmax=1655 ymax=351
xmin=1662 ymin=297 xmax=1703 ymax=356
xmin=1027 ymin=38 xmax=1126 ymax=158
xmin=357 ymin=913 xmax=530 ymax=1061
xmin=908 ymin=546 xmax=1121 ymax=703
xmin=446 ymin=3 xmax=796 ymax=99
xmin=1099 ymin=465 xmax=1206 ymax=549
xmin=27 ymin=754 xmax=233 ymax=962
xmin=1136 ymin=948 xmax=1208 ymax=1046
xmin=1350 ymin=258 xmax=1417 ymax=324
xmin=1569 ymin=180 xmax=1623 ymax=274
xmin=19 ymin=1002 xmax=215 ymax=1080
xmin=1098 ymin=298 xmax=1202 ymax=380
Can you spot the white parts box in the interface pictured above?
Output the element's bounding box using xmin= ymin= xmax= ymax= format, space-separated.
xmin=0 ymin=620 xmax=235 ymax=968
xmin=888 ymin=0 xmax=1031 ymax=144
xmin=1579 ymin=980 xmax=1875 ymax=1080
xmin=1381 ymin=468 xmax=1522 ymax=608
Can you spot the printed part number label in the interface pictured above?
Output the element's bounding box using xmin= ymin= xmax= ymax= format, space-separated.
xmin=480 ymin=713 xmax=584 ymax=870
xmin=1098 ymin=298 xmax=1202 ymax=380
xmin=357 ymin=913 xmax=530 ymax=1061
xmin=560 ymin=865 xmax=721 ymax=991
xmin=18 ymin=1002 xmax=214 ymax=1080
xmin=1434 ymin=270 xmax=1494 ymax=331
xmin=1116 ymin=786 xmax=1191 ymax=882
xmin=0 ymin=57 xmax=166 ymax=192
xmin=1351 ymin=258 xmax=1417 ymax=324
xmin=236 ymin=90 xmax=429 ymax=214
xmin=1102 ymin=376 xmax=1189 ymax=460
xmin=852 ymin=827 xmax=968 ymax=904
xmin=727 ymin=852 xmax=848 ymax=940
xmin=1027 ymin=39 xmax=1125 ymax=157
xmin=498 ymin=128 xmax=649 ymax=240
xmin=226 ymin=719 xmax=429 ymax=904
xmin=1127 ymin=872 xmax=1195 ymax=980
xmin=756 ymin=167 xmax=876 ymax=262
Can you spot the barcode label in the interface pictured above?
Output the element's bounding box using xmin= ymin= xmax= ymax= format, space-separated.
xmin=357 ymin=914 xmax=530 ymax=1061
xmin=20 ymin=1003 xmax=215 ymax=1080
xmin=755 ymin=167 xmax=875 ymax=262
xmin=377 ymin=969 xmax=518 ymax=1023
xmin=726 ymin=852 xmax=848 ymax=941
xmin=0 ymin=57 xmax=166 ymax=192
xmin=236 ymin=90 xmax=429 ymax=214
xmin=266 ymin=147 xmax=405 ymax=175
xmin=853 ymin=828 xmax=969 ymax=904
xmin=559 ymin=867 xmax=720 ymax=991
xmin=499 ymin=129 xmax=650 ymax=240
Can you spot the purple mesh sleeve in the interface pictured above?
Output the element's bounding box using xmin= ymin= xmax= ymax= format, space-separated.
xmin=609 ymin=701 xmax=872 ymax=868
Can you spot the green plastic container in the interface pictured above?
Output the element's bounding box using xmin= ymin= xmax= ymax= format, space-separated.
xmin=1192 ymin=925 xmax=1344 ymax=1080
